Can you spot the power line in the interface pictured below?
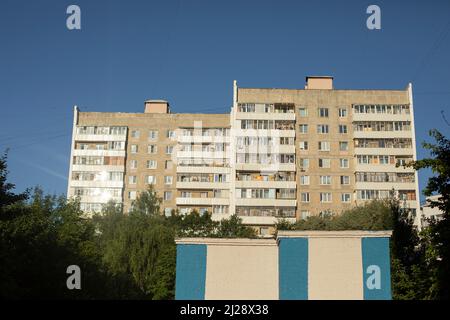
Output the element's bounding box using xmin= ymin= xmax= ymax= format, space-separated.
xmin=412 ymin=18 xmax=450 ymax=83
xmin=442 ymin=110 xmax=450 ymax=127
xmin=4 ymin=133 xmax=70 ymax=151
xmin=0 ymin=129 xmax=69 ymax=143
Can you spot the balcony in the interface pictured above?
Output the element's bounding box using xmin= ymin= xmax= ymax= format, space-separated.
xmin=353 ymin=130 xmax=412 ymax=139
xmin=176 ymin=151 xmax=230 ymax=159
xmin=238 ymin=216 xmax=297 ymax=226
xmin=73 ymin=149 xmax=126 ymax=157
xmin=176 ymin=197 xmax=229 ymax=206
xmin=352 ymin=113 xmax=411 ymax=122
xmin=176 ymin=166 xmax=231 ymax=174
xmin=236 ymin=112 xmax=296 ymax=121
xmin=74 ymin=133 xmax=127 ymax=142
xmin=355 ymin=164 xmax=415 ymax=173
xmin=235 ymin=198 xmax=296 ymax=207
xmin=71 ymin=164 xmax=125 ymax=172
xmin=69 ymin=180 xmax=124 ymax=188
xmin=177 ymin=135 xmax=230 ymax=144
xmin=235 ymin=180 xmax=296 ymax=189
xmin=235 ymin=163 xmax=296 ymax=172
xmin=176 ymin=181 xmax=230 ymax=189
xmin=354 ymin=147 xmax=414 ymax=156
xmin=355 ymin=181 xmax=417 ymax=190
xmin=234 ymin=129 xmax=296 ymax=138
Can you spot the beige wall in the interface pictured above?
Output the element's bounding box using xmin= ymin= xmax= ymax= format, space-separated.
xmin=204 ymin=240 xmax=279 ymax=300
xmin=308 ymin=237 xmax=363 ymax=300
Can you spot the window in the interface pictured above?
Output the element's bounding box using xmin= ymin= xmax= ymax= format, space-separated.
xmin=318 ymin=158 xmax=331 ymax=168
xmin=260 ymin=227 xmax=269 ymax=236
xmin=167 ymin=130 xmax=175 ymax=139
xmin=129 ymin=191 xmax=137 ymax=200
xmin=264 ymin=104 xmax=273 ymax=113
xmin=148 ymin=130 xmax=158 ymax=140
xmin=301 ymin=210 xmax=310 ymax=220
xmin=339 ymin=108 xmax=347 ymax=117
xmin=380 ymin=155 xmax=389 ymax=165
xmin=299 ymin=108 xmax=308 ymax=117
xmin=340 ymin=158 xmax=349 ymax=168
xmin=166 ymin=145 xmax=174 ymax=154
xmin=320 ymin=176 xmax=331 ymax=185
xmin=131 ymin=145 xmax=138 ymax=153
xmin=339 ymin=125 xmax=348 ymax=134
xmin=164 ymin=176 xmax=173 ymax=185
xmin=148 ymin=145 xmax=157 ymax=154
xmin=301 ymin=192 xmax=310 ymax=202
xmin=130 ymin=160 xmax=138 ymax=169
xmin=299 ymin=141 xmax=308 ymax=150
xmin=164 ymin=192 xmax=172 ymax=201
xmin=341 ymin=193 xmax=351 ymax=203
xmin=339 ymin=141 xmax=349 ymax=151
xmin=299 ymin=158 xmax=309 ymax=169
xmin=317 ymin=125 xmax=329 ymax=134
xmin=129 ymin=175 xmax=137 ymax=184
xmin=300 ymin=175 xmax=310 ymax=185
xmin=320 ymin=192 xmax=332 ymax=203
xmin=319 ymin=210 xmax=333 ymax=217
xmin=146 ymin=175 xmax=155 ymax=184
xmin=299 ymin=124 xmax=308 ymax=133
xmin=340 ymin=176 xmax=350 ymax=185
xmin=131 ymin=130 xmax=140 ymax=138
xmin=164 ymin=208 xmax=172 ymax=217
xmin=165 ymin=160 xmax=173 ymax=170
xmin=147 ymin=160 xmax=157 ymax=169
xmin=318 ymin=141 xmax=330 ymax=151
xmin=239 ymin=103 xmax=255 ymax=112
xmin=318 ymin=108 xmax=329 ymax=117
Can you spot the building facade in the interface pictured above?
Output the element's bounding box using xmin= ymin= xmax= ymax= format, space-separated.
xmin=418 ymin=195 xmax=445 ymax=229
xmin=67 ymin=76 xmax=420 ymax=233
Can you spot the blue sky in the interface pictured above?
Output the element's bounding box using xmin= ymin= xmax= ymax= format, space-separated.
xmin=0 ymin=0 xmax=449 ymax=202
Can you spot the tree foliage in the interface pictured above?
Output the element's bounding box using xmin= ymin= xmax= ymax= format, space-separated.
xmin=0 ymin=164 xmax=255 ymax=299
xmin=406 ymin=129 xmax=450 ymax=300
xmin=276 ymin=199 xmax=436 ymax=300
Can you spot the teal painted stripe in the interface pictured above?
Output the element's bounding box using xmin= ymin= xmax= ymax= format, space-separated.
xmin=279 ymin=237 xmax=308 ymax=300
xmin=361 ymin=237 xmax=392 ymax=300
xmin=175 ymin=244 xmax=207 ymax=300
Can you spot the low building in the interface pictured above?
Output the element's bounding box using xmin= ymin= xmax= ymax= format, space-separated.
xmin=418 ymin=194 xmax=445 ymax=228
xmin=175 ymin=231 xmax=392 ymax=300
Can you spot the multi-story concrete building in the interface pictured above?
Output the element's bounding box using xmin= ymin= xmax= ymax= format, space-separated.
xmin=67 ymin=76 xmax=420 ymax=234
xmin=418 ymin=195 xmax=445 ymax=229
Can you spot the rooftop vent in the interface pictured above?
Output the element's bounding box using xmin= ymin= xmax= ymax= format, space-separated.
xmin=305 ymin=76 xmax=333 ymax=90
xmin=144 ymin=100 xmax=170 ymax=114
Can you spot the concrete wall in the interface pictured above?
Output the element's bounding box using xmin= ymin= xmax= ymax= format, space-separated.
xmin=175 ymin=230 xmax=392 ymax=300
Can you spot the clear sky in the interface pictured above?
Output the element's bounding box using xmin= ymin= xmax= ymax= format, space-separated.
xmin=1 ymin=0 xmax=449 ymax=202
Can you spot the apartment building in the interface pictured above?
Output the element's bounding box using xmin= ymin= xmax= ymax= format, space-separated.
xmin=67 ymin=100 xmax=231 ymax=216
xmin=67 ymin=76 xmax=420 ymax=234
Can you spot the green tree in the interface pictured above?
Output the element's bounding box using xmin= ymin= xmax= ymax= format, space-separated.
xmin=406 ymin=129 xmax=450 ymax=299
xmin=216 ymin=214 xmax=257 ymax=238
xmin=129 ymin=185 xmax=162 ymax=216
xmin=0 ymin=152 xmax=28 ymax=217
xmin=276 ymin=199 xmax=433 ymax=300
